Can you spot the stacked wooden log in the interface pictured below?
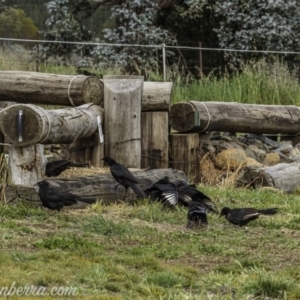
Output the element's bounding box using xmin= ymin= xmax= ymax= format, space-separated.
xmin=0 ymin=71 xmax=175 ymax=205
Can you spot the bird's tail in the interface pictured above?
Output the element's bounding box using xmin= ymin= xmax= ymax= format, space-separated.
xmin=68 ymin=162 xmax=89 ymax=168
xmin=257 ymin=207 xmax=278 ymax=215
xmin=77 ymin=197 xmax=97 ymax=204
xmin=128 ymin=181 xmax=147 ymax=198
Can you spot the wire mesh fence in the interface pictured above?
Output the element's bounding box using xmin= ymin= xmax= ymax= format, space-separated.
xmin=0 ymin=37 xmax=300 ymax=82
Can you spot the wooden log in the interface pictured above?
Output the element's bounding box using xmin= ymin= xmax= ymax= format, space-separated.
xmin=141 ymin=111 xmax=169 ymax=169
xmin=8 ymin=144 xmax=47 ymax=185
xmin=4 ymin=168 xmax=188 ymax=205
xmin=103 ymin=75 xmax=144 ymax=168
xmin=170 ymin=101 xmax=300 ymax=134
xmin=235 ymin=162 xmax=300 ymax=192
xmin=169 ymin=133 xmax=201 ymax=183
xmin=0 ymin=103 xmax=104 ymax=146
xmin=142 ymin=81 xmax=173 ymax=111
xmin=0 ymin=71 xmax=103 ymax=106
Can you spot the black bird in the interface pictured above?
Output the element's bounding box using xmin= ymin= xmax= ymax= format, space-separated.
xmin=101 ymin=156 xmax=146 ymax=199
xmin=144 ymin=177 xmax=218 ymax=212
xmin=187 ymin=202 xmax=208 ymax=227
xmin=45 ymin=159 xmax=89 ymax=177
xmin=219 ymin=206 xmax=278 ymax=226
xmin=37 ymin=180 xmax=96 ymax=211
xmin=144 ymin=176 xmax=179 ymax=206
xmin=175 ymin=180 xmax=218 ymax=213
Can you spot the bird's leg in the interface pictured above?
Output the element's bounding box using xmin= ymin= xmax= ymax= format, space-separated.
xmin=122 ymin=187 xmax=128 ymax=200
xmin=114 ymin=183 xmax=121 ymax=191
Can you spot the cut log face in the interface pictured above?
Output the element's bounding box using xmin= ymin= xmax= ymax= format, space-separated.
xmin=170 ymin=101 xmax=300 ymax=134
xmin=0 ymin=71 xmax=103 ymax=106
xmin=0 ymin=103 xmax=104 ymax=146
xmin=103 ymin=75 xmax=144 ymax=168
xmin=4 ymin=168 xmax=188 ymax=205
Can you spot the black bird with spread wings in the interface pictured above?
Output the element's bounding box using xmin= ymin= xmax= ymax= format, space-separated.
xmin=101 ymin=156 xmax=146 ymax=199
xmin=46 ymin=159 xmax=89 ymax=177
xmin=144 ymin=177 xmax=218 ymax=213
xmin=37 ymin=181 xmax=97 ymax=211
xmin=219 ymin=206 xmax=278 ymax=226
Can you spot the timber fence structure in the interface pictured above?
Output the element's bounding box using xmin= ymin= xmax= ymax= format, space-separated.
xmin=1 ymin=71 xmax=300 ymax=204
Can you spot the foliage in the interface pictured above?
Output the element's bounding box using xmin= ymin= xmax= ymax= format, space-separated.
xmin=41 ymin=0 xmax=92 ymax=62
xmin=92 ymin=0 xmax=176 ymax=77
xmin=177 ymin=0 xmax=300 ymax=70
xmin=0 ymin=7 xmax=38 ymax=39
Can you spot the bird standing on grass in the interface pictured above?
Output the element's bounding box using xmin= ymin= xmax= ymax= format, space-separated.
xmin=219 ymin=206 xmax=278 ymax=226
xmin=46 ymin=159 xmax=89 ymax=177
xmin=187 ymin=201 xmax=208 ymax=227
xmin=101 ymin=156 xmax=146 ymax=199
xmin=36 ymin=180 xmax=97 ymax=211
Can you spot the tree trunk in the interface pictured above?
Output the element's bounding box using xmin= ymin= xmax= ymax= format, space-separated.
xmin=0 ymin=71 xmax=103 ymax=106
xmin=169 ymin=133 xmax=201 ymax=183
xmin=142 ymin=81 xmax=173 ymax=111
xmin=0 ymin=103 xmax=104 ymax=146
xmin=103 ymin=75 xmax=144 ymax=168
xmin=141 ymin=111 xmax=169 ymax=169
xmin=4 ymin=168 xmax=188 ymax=206
xmin=235 ymin=162 xmax=300 ymax=192
xmin=170 ymin=101 xmax=300 ymax=134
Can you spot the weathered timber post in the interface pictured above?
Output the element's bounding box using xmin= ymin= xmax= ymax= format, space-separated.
xmin=66 ymin=132 xmax=104 ymax=167
xmin=8 ymin=144 xmax=47 ymax=185
xmin=0 ymin=104 xmax=103 ymax=185
xmin=169 ymin=133 xmax=201 ymax=183
xmin=0 ymin=71 xmax=103 ymax=106
xmin=142 ymin=81 xmax=173 ymax=111
xmin=5 ymin=168 xmax=188 ymax=205
xmin=103 ymin=75 xmax=144 ymax=168
xmin=170 ymin=101 xmax=300 ymax=134
xmin=140 ymin=82 xmax=172 ymax=169
xmin=235 ymin=162 xmax=300 ymax=192
xmin=141 ymin=111 xmax=169 ymax=169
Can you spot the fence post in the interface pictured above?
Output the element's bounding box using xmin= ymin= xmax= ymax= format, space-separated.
xmin=162 ymin=44 xmax=166 ymax=82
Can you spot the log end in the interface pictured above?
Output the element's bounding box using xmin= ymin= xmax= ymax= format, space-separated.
xmin=170 ymin=102 xmax=201 ymax=132
xmin=82 ymin=77 xmax=104 ymax=106
xmin=0 ymin=104 xmax=47 ymax=146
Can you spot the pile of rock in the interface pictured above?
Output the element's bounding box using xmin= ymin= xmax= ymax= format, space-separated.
xmin=201 ymin=132 xmax=300 ymax=170
xmin=199 ymin=132 xmax=300 ymax=192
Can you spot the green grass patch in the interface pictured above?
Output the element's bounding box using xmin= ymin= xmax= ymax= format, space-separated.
xmin=0 ymin=186 xmax=299 ymax=298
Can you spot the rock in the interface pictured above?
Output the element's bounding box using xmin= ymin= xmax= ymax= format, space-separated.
xmin=248 ymin=144 xmax=267 ymax=161
xmin=263 ymin=153 xmax=281 ymax=166
xmin=214 ymin=148 xmax=247 ymax=170
xmin=246 ymin=158 xmax=264 ymax=167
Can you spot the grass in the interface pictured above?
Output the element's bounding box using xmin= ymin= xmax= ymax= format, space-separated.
xmin=0 ymin=186 xmax=300 ymax=299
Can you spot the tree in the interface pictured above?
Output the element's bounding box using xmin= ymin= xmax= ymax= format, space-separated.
xmin=213 ymin=0 xmax=300 ymax=69
xmin=41 ymin=0 xmax=92 ymax=62
xmin=90 ymin=0 xmax=177 ymax=76
xmin=0 ymin=6 xmax=38 ymax=39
